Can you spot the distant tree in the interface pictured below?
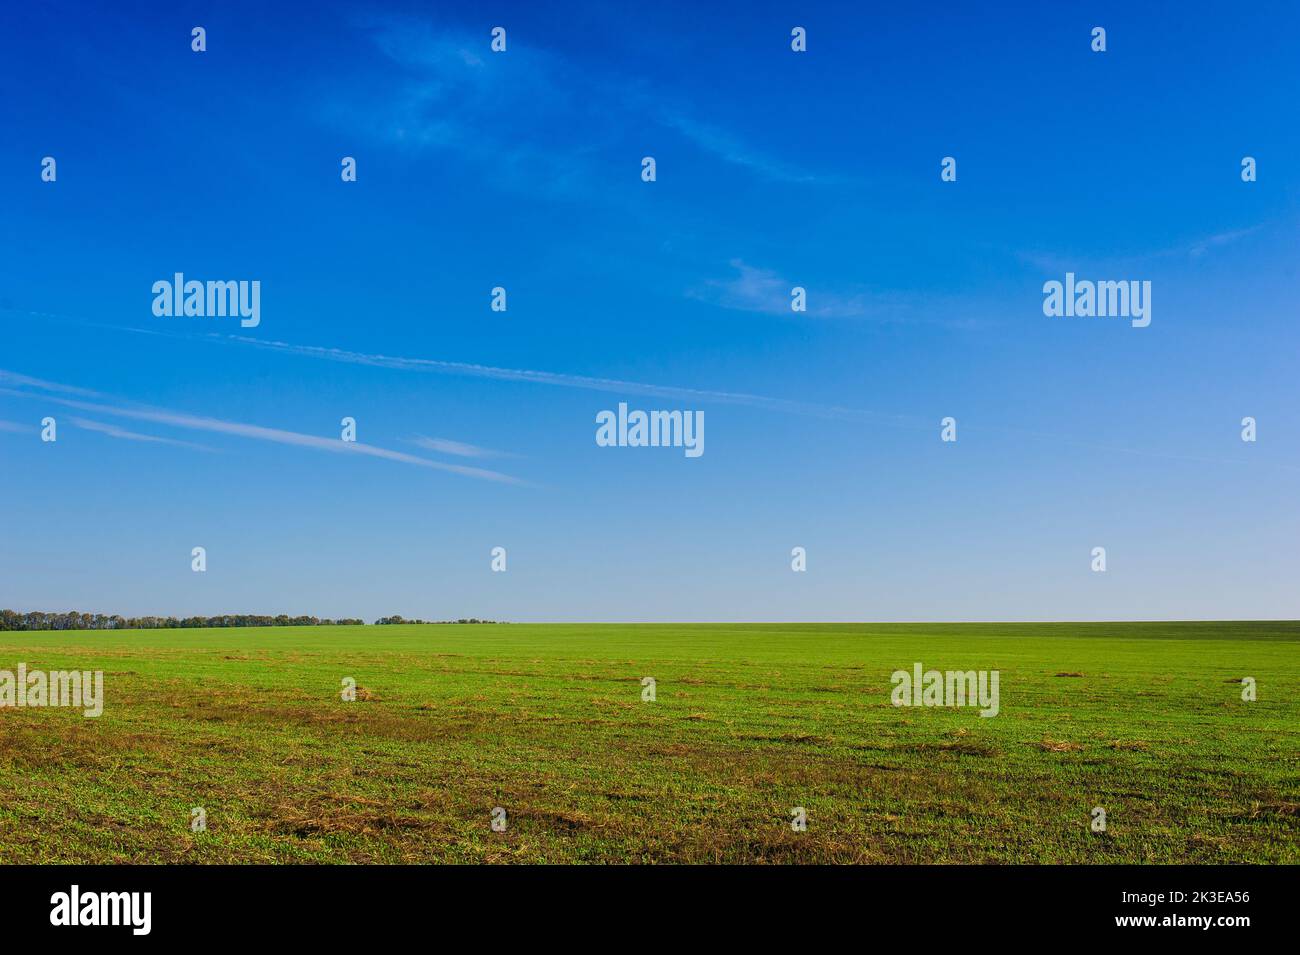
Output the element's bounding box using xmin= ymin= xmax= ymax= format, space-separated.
xmin=0 ymin=610 xmax=379 ymax=631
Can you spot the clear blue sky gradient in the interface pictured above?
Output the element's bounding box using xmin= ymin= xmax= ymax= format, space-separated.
xmin=1 ymin=1 xmax=1297 ymax=621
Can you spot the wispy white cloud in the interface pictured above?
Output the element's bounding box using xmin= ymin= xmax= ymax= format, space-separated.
xmin=0 ymin=369 xmax=102 ymax=398
xmin=9 ymin=326 xmax=1290 ymax=477
xmin=0 ymin=373 xmax=526 ymax=485
xmin=327 ymin=19 xmax=614 ymax=198
xmin=656 ymin=113 xmax=829 ymax=184
xmin=70 ymin=416 xmax=216 ymax=452
xmin=15 ymin=319 xmax=891 ymax=425
xmin=156 ymin=330 xmax=1293 ymax=473
xmin=206 ymin=333 xmax=914 ymax=424
xmin=333 ymin=17 xmax=829 ymax=194
xmin=692 ymin=259 xmax=790 ymax=315
xmin=1186 ymin=225 xmax=1262 ymax=258
xmin=1018 ymin=222 xmax=1267 ymax=272
xmin=410 ymin=435 xmax=510 ymax=459
xmin=0 ymin=419 xmax=29 ymax=434
xmin=687 ymin=259 xmax=954 ymax=324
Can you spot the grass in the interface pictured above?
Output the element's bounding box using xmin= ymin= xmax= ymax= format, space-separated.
xmin=0 ymin=621 xmax=1296 ymax=864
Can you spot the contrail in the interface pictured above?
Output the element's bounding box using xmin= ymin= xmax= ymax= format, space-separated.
xmin=4 ymin=311 xmax=1294 ymax=473
xmin=3 ymin=309 xmax=927 ymax=425
xmin=148 ymin=327 xmax=928 ymax=428
xmin=70 ymin=416 xmax=217 ymax=452
xmin=0 ymin=375 xmax=526 ymax=485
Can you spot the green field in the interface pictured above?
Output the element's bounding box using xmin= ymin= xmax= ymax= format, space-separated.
xmin=0 ymin=621 xmax=1296 ymax=863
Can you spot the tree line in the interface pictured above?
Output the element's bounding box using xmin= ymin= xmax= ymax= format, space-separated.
xmin=373 ymin=616 xmax=498 ymax=626
xmin=0 ymin=610 xmax=500 ymax=631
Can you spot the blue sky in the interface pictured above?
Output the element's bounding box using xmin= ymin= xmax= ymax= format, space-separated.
xmin=1 ymin=0 xmax=1297 ymax=621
